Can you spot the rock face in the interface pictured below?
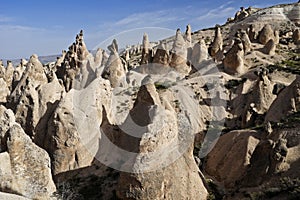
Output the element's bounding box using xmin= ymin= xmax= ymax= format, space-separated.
xmin=205 ymin=130 xmax=260 ymax=187
xmin=191 ymin=39 xmax=209 ymax=69
xmin=169 ymin=29 xmax=191 ymax=75
xmin=5 ymin=61 xmax=14 ymax=91
xmin=240 ymin=30 xmax=252 ymax=53
xmin=223 ymin=38 xmax=245 ymax=74
xmin=0 ymin=78 xmax=10 ymax=104
xmin=265 ymin=76 xmax=300 ymax=122
xmin=116 ymin=77 xmax=208 ymax=200
xmin=210 ymin=26 xmax=223 ymax=60
xmin=102 ymin=39 xmax=126 ymax=87
xmin=258 ymin=24 xmax=274 ymax=45
xmin=185 ymin=24 xmax=192 ymax=48
xmin=0 ymin=105 xmax=56 ymax=199
xmin=140 ymin=33 xmax=152 ymax=65
xmin=293 ymin=28 xmax=300 ymax=44
xmin=44 ymin=78 xmax=112 ymax=175
xmin=152 ymin=41 xmax=169 ymax=66
xmin=262 ymin=39 xmax=276 ymax=55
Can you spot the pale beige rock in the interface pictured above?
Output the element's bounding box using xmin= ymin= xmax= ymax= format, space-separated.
xmin=210 ymin=26 xmax=223 ymax=59
xmin=265 ymin=76 xmax=300 ymax=122
xmin=223 ymin=38 xmax=245 ymax=74
xmin=205 ymin=130 xmax=260 ymax=187
xmin=185 ymin=24 xmax=192 ymax=48
xmin=262 ymin=39 xmax=276 ymax=55
xmin=258 ymin=24 xmax=274 ymax=45
xmin=240 ymin=30 xmax=252 ymax=53
xmin=140 ymin=33 xmax=151 ymax=65
xmin=102 ymin=39 xmax=126 ymax=87
xmin=247 ymin=24 xmax=257 ymax=42
xmin=5 ymin=61 xmax=14 ymax=90
xmin=0 ymin=60 xmax=5 ymax=79
xmin=7 ymin=124 xmax=56 ymax=199
xmin=45 ymin=78 xmax=112 ymax=175
xmin=191 ymin=39 xmax=208 ymax=69
xmin=12 ymin=59 xmax=27 ymax=90
xmin=169 ymin=29 xmax=191 ymax=75
xmin=94 ymin=48 xmax=103 ymax=67
xmin=0 ymin=152 xmax=13 ymax=190
xmin=0 ymin=78 xmax=10 ymax=104
xmin=292 ymin=28 xmax=300 ymax=44
xmin=0 ymin=106 xmax=56 ymax=199
xmin=0 ymin=192 xmax=30 ymax=200
xmin=152 ymin=41 xmax=169 ymax=66
xmin=116 ymin=77 xmax=208 ymax=199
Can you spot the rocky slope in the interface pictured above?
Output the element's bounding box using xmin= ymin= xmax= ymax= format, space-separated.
xmin=0 ymin=1 xmax=300 ymax=200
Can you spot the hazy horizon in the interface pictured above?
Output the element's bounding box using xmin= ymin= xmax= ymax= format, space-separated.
xmin=0 ymin=0 xmax=297 ymax=60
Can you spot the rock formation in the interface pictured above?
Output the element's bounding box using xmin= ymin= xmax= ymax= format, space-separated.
xmin=140 ymin=33 xmax=152 ymax=65
xmin=185 ymin=24 xmax=192 ymax=48
xmin=293 ymin=28 xmax=300 ymax=44
xmin=205 ymin=130 xmax=260 ymax=187
xmin=116 ymin=76 xmax=208 ymax=199
xmin=210 ymin=26 xmax=223 ymax=61
xmin=223 ymin=38 xmax=245 ymax=74
xmin=169 ymin=29 xmax=191 ymax=75
xmin=247 ymin=24 xmax=257 ymax=42
xmin=0 ymin=105 xmax=56 ymax=199
xmin=239 ymin=30 xmax=252 ymax=53
xmin=191 ymin=39 xmax=208 ymax=69
xmin=262 ymin=39 xmax=276 ymax=55
xmin=5 ymin=61 xmax=14 ymax=91
xmin=102 ymin=39 xmax=126 ymax=87
xmin=265 ymin=76 xmax=300 ymax=122
xmin=152 ymin=41 xmax=169 ymax=66
xmin=258 ymin=24 xmax=274 ymax=45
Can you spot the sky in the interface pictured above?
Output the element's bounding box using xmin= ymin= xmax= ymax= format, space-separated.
xmin=0 ymin=0 xmax=297 ymax=59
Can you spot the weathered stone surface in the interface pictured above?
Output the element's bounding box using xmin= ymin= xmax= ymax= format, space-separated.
xmin=7 ymin=124 xmax=56 ymax=199
xmin=210 ymin=26 xmax=223 ymax=59
xmin=102 ymin=39 xmax=126 ymax=87
xmin=262 ymin=39 xmax=276 ymax=55
xmin=191 ymin=39 xmax=208 ymax=69
xmin=140 ymin=33 xmax=152 ymax=65
xmin=258 ymin=24 xmax=274 ymax=45
xmin=265 ymin=76 xmax=300 ymax=122
xmin=0 ymin=78 xmax=10 ymax=104
xmin=205 ymin=130 xmax=260 ymax=187
xmin=45 ymin=78 xmax=112 ymax=175
xmin=292 ymin=28 xmax=300 ymax=44
xmin=169 ymin=29 xmax=191 ymax=75
xmin=152 ymin=41 xmax=169 ymax=66
xmin=116 ymin=77 xmax=208 ymax=200
xmin=185 ymin=24 xmax=192 ymax=48
xmin=223 ymin=38 xmax=245 ymax=74
xmin=5 ymin=61 xmax=14 ymax=91
xmin=0 ymin=106 xmax=56 ymax=199
xmin=0 ymin=192 xmax=30 ymax=200
xmin=240 ymin=30 xmax=252 ymax=53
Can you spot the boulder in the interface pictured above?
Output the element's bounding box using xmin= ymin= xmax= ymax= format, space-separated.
xmin=102 ymin=39 xmax=126 ymax=87
xmin=169 ymin=29 xmax=191 ymax=75
xmin=140 ymin=33 xmax=152 ymax=65
xmin=116 ymin=76 xmax=208 ymax=199
xmin=223 ymin=38 xmax=245 ymax=74
xmin=205 ymin=130 xmax=260 ymax=187
xmin=292 ymin=28 xmax=300 ymax=44
xmin=0 ymin=106 xmax=56 ymax=199
xmin=0 ymin=78 xmax=10 ymax=104
xmin=152 ymin=41 xmax=169 ymax=66
xmin=262 ymin=39 xmax=276 ymax=55
xmin=191 ymin=39 xmax=209 ymax=69
xmin=44 ymin=78 xmax=112 ymax=175
xmin=265 ymin=76 xmax=300 ymax=122
xmin=210 ymin=26 xmax=223 ymax=59
xmin=258 ymin=24 xmax=274 ymax=45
